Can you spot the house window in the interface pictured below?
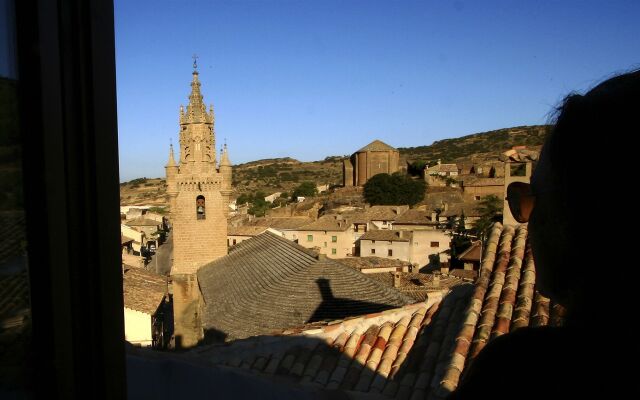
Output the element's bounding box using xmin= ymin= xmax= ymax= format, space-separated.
xmin=431 ymin=241 xmax=439 ymax=247
xmin=232 ymin=239 xmax=237 ymax=245
xmin=474 ymin=196 xmax=481 ymax=201
xmin=371 ymin=248 xmax=376 ymax=254
xmin=324 ymin=242 xmax=327 ymax=247
xmin=388 ymin=249 xmax=393 ymax=256
xmin=196 ymin=195 xmax=206 ymax=219
xmin=372 ymin=240 xmax=375 ymax=244
xmin=307 ymin=235 xmax=313 ymax=242
xmin=332 ymin=236 xmax=337 ymax=242
xmin=332 ymin=248 xmax=337 ymax=255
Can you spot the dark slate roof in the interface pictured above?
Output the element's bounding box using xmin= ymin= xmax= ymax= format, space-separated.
xmin=190 ymin=223 xmax=565 ymax=399
xmin=197 ymin=232 xmax=413 ymax=341
xmin=356 ymin=140 xmax=397 ymax=153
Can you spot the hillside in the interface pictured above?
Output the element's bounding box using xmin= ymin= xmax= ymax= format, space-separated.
xmin=119 ymin=125 xmax=550 ymax=206
xmin=399 ymin=125 xmax=550 ymax=164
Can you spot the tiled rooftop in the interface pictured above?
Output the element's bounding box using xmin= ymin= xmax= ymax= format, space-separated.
xmin=197 ymin=232 xmax=413 ymax=341
xmin=458 ymin=176 xmax=504 ymax=187
xmin=190 ymin=223 xmax=565 ymax=399
xmin=336 ymin=257 xmax=411 ymax=271
xmin=359 ymin=230 xmax=412 ymax=242
xmin=426 ymin=164 xmax=459 ymax=174
xmin=393 ymin=209 xmax=437 ymax=226
xmin=356 ymin=140 xmax=397 ymax=153
xmin=298 ymin=215 xmax=353 ymax=232
xmin=122 ymin=268 xmax=167 ymax=315
xmin=125 ymin=217 xmax=161 ymax=227
xmin=227 ymin=225 xmax=268 ymax=236
xmin=458 ymin=241 xmax=481 ymax=262
xmin=365 ymin=206 xmax=408 ymax=222
xmin=366 ymin=272 xmax=465 ymax=302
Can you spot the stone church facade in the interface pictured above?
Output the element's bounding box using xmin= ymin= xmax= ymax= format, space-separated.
xmin=343 ymin=139 xmax=400 ymax=186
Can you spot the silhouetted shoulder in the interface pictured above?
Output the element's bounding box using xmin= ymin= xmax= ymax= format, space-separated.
xmin=448 ymin=326 xmax=593 ymax=399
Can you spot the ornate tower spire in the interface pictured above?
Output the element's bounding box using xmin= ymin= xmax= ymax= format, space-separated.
xmin=166 ymin=142 xmax=177 ymax=167
xmin=220 ymin=143 xmax=231 ymax=166
xmin=178 ymin=58 xmax=216 ymax=171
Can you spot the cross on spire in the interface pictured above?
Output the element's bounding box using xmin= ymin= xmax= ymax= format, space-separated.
xmin=192 ymin=54 xmax=199 ymax=71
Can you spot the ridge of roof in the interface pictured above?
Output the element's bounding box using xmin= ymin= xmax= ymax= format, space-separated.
xmin=356 ymin=140 xmax=397 ymax=153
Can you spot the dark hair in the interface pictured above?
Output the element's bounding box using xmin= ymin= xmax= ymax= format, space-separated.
xmin=546 ymin=70 xmax=640 ymax=209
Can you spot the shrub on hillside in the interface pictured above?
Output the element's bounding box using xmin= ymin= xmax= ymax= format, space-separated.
xmin=363 ymin=173 xmax=426 ymax=206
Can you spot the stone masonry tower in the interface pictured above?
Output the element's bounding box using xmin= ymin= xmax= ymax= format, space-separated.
xmin=166 ymin=62 xmax=232 ymax=276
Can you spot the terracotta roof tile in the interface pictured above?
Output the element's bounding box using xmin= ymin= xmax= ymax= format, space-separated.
xmin=227 ymin=225 xmax=268 ymax=236
xmin=394 ymin=209 xmax=438 ymax=225
xmin=125 ymin=217 xmax=161 ymax=227
xmin=359 ymin=230 xmax=412 ymax=242
xmin=188 ymin=223 xmax=562 ymax=398
xmin=122 ymin=268 xmax=167 ymax=315
xmin=298 ymin=215 xmax=353 ymax=232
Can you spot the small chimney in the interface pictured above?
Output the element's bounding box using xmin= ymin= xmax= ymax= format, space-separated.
xmin=440 ymin=263 xmax=449 ymax=275
xmin=437 ymin=159 xmax=441 ymax=165
xmin=393 ymin=272 xmax=401 ymax=288
xmin=433 ymin=271 xmax=440 ymax=287
xmin=443 ymin=202 xmax=449 ymax=212
xmin=431 ymin=211 xmax=437 ymax=221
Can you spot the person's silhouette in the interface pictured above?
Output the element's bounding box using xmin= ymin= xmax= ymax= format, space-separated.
xmin=449 ymin=70 xmax=640 ymax=399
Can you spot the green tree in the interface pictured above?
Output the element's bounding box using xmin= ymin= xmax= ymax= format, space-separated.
xmin=472 ymin=195 xmax=503 ymax=237
xmin=248 ymin=197 xmax=270 ymax=217
xmin=292 ymin=181 xmax=317 ymax=200
xmin=363 ymin=173 xmax=426 ymax=206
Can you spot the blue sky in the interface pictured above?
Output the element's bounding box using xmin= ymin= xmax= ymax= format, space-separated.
xmin=115 ymin=0 xmax=640 ymax=181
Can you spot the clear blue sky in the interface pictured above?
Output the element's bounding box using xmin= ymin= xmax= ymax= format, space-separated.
xmin=115 ymin=0 xmax=639 ymax=181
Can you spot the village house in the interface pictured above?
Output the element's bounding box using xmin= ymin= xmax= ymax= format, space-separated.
xmin=124 ymin=216 xmax=163 ymax=239
xmin=357 ymin=229 xmax=451 ymax=268
xmin=363 ymin=205 xmax=409 ymax=230
xmin=292 ymin=214 xmax=356 ymax=258
xmin=392 ymin=208 xmax=440 ymax=230
xmin=337 ymin=257 xmax=413 ymax=274
xmin=120 ymin=223 xmax=146 ymax=255
xmin=263 ymin=192 xmax=282 ymax=203
xmin=459 ymin=176 xmax=505 ymax=200
xmin=122 ymin=267 xmax=170 ymax=348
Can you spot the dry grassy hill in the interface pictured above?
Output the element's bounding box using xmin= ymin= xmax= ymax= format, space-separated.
xmin=119 ymin=125 xmax=551 ymax=206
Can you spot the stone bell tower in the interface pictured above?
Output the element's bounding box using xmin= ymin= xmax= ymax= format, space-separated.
xmin=166 ymin=60 xmax=232 ymax=276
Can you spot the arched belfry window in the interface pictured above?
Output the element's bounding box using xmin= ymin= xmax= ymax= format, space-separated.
xmin=196 ymin=195 xmax=206 ymax=220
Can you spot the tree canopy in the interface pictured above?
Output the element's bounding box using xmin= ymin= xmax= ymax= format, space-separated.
xmin=292 ymin=181 xmax=317 ymax=200
xmin=472 ymin=195 xmax=503 ymax=237
xmin=363 ymin=173 xmax=426 ymax=206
